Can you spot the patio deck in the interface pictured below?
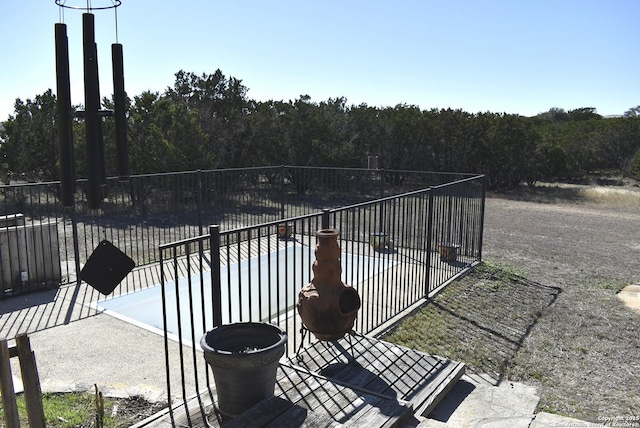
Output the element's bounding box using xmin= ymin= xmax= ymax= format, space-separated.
xmin=133 ymin=334 xmax=464 ymax=427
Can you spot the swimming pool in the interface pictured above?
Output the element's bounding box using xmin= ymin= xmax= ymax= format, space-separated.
xmin=95 ymin=242 xmax=391 ymax=345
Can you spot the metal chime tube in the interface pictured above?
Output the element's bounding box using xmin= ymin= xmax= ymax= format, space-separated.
xmin=95 ymin=52 xmax=107 ymax=186
xmin=112 ymin=43 xmax=130 ymax=180
xmin=54 ymin=23 xmax=76 ymax=207
xmin=82 ymin=13 xmax=101 ymax=209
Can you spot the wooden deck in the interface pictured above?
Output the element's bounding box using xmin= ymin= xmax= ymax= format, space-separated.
xmin=134 ymin=334 xmax=464 ymax=427
xmin=289 ymin=333 xmax=465 ymax=417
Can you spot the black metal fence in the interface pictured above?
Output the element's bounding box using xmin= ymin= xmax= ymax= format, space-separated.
xmin=0 ymin=166 xmax=477 ymax=298
xmin=154 ymin=174 xmax=485 ymax=423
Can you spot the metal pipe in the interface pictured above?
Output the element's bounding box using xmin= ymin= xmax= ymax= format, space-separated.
xmin=54 ymin=23 xmax=76 ymax=207
xmin=82 ymin=13 xmax=101 ymax=209
xmin=210 ymin=225 xmax=222 ymax=327
xmin=111 ymin=43 xmax=130 ymax=181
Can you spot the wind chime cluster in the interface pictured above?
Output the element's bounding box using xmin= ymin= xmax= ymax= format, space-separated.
xmin=54 ymin=0 xmax=130 ymax=210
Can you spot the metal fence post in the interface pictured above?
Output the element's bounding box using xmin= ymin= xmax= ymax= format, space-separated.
xmin=280 ymin=165 xmax=286 ymax=220
xmin=425 ymin=189 xmax=434 ymax=297
xmin=322 ymin=209 xmax=330 ymax=229
xmin=70 ymin=206 xmax=82 ymax=286
xmin=478 ymin=175 xmax=487 ymax=261
xmin=197 ymin=170 xmax=203 ymax=236
xmin=210 ymin=225 xmax=222 ymax=327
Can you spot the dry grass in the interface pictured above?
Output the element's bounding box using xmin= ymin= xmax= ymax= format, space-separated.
xmin=384 ymin=177 xmax=640 ymax=423
xmin=580 ymin=186 xmax=640 ymax=208
xmin=490 ymin=175 xmax=640 ymax=209
xmin=384 ymin=263 xmax=561 ymax=382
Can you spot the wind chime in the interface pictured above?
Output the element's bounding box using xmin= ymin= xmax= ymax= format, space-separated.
xmin=54 ymin=0 xmax=130 ymax=210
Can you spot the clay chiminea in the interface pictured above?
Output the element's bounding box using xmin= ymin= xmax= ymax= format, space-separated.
xmin=297 ymin=229 xmax=361 ymax=341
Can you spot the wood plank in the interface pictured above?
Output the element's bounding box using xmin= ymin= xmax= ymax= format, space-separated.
xmin=344 ymin=395 xmax=414 ymax=428
xmin=290 ymin=333 xmax=464 ymax=416
xmin=15 ymin=334 xmax=46 ymax=428
xmin=275 ymin=364 xmax=325 ymax=404
xmin=266 ymin=403 xmax=342 ymax=428
xmin=265 ymin=403 xmax=309 ymax=427
xmin=414 ymin=360 xmax=465 ymax=416
xmin=277 ymin=364 xmax=412 ymax=427
xmin=0 ymin=339 xmax=20 ymax=428
xmin=167 ymin=396 xmax=211 ymax=428
xmin=285 ymin=374 xmax=347 ymax=417
xmin=292 ymin=340 xmax=346 ymax=372
xmin=362 ymin=339 xmax=451 ymax=400
xmin=224 ymin=396 xmax=293 ymax=428
xmin=227 ymin=395 xmax=338 ymax=428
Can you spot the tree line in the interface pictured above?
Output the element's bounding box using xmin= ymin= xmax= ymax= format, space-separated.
xmin=1 ymin=69 xmax=639 ymax=190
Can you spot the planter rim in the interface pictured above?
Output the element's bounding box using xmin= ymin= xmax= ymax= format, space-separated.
xmin=200 ymin=322 xmax=287 ymax=356
xmin=316 ymin=228 xmax=339 ymax=238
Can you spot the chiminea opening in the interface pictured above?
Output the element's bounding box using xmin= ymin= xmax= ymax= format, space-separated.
xmin=339 ymin=287 xmax=361 ymax=315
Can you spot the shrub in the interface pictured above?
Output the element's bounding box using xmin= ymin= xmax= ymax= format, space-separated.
xmin=630 ymin=148 xmax=640 ymax=179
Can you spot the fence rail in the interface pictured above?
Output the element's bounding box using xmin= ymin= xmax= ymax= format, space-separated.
xmin=0 ymin=166 xmax=478 ymax=298
xmin=154 ymin=173 xmax=485 ymax=423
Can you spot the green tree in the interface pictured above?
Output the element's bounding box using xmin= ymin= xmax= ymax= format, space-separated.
xmin=536 ymin=119 xmax=601 ymax=177
xmin=127 ymin=91 xmax=174 ymax=173
xmin=533 ymin=107 xmax=569 ymax=124
xmin=346 ymin=103 xmax=385 ymax=167
xmin=245 ymin=99 xmax=292 ymax=166
xmin=279 ymin=95 xmax=354 ymax=167
xmin=166 ymin=69 xmax=250 ymax=167
xmin=593 ymin=117 xmax=640 ymax=174
xmin=0 ymin=90 xmax=59 ymax=182
xmin=481 ymin=113 xmax=540 ymax=189
xmin=377 ymin=104 xmax=427 ymax=174
xmin=629 ymin=148 xmax=640 ymax=179
xmin=624 ymin=105 xmax=640 ymax=118
xmin=567 ymin=107 xmax=602 ymax=122
xmin=431 ymin=108 xmax=473 ymax=172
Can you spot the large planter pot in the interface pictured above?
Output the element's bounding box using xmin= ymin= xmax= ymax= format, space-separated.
xmin=297 ymin=229 xmax=361 ymax=341
xmin=200 ymin=322 xmax=287 ymax=419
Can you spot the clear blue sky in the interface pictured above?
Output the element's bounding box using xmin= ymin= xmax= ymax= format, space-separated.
xmin=1 ymin=0 xmax=638 ymax=121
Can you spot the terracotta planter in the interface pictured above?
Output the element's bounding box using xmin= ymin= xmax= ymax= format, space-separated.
xmin=439 ymin=242 xmax=460 ymax=262
xmin=201 ymin=322 xmax=287 ymax=419
xmin=297 ymin=229 xmax=361 ymax=341
xmin=277 ymin=223 xmax=293 ymax=239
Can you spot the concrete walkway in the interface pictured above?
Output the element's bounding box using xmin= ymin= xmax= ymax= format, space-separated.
xmin=1 ymin=283 xmax=170 ymax=403
xmin=409 ymin=372 xmax=602 ymax=428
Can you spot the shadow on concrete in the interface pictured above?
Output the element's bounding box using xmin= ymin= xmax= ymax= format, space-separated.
xmin=427 ymin=379 xmax=476 ymax=423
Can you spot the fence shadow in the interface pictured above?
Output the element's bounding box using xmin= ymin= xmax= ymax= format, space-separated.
xmin=0 ymin=282 xmax=105 ymax=338
xmin=385 ymin=267 xmax=561 ymax=386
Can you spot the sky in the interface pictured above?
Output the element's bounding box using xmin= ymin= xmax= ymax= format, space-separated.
xmin=1 ymin=0 xmax=639 ymax=122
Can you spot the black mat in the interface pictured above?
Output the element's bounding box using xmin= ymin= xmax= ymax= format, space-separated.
xmin=80 ymin=240 xmax=135 ymax=295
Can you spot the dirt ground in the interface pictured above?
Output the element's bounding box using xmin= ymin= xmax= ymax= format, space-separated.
xmin=481 ymin=186 xmax=640 ymax=421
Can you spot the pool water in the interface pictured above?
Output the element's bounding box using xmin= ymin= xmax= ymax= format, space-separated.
xmin=95 ymin=242 xmax=391 ymax=345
